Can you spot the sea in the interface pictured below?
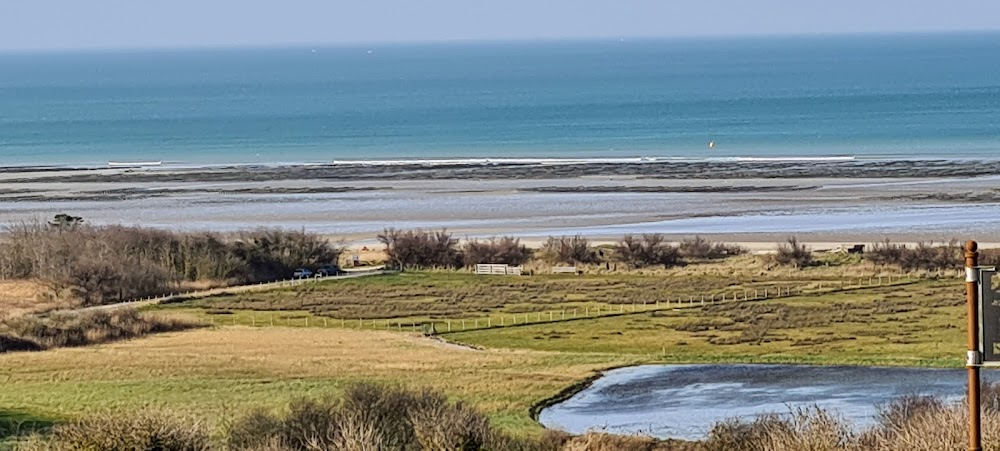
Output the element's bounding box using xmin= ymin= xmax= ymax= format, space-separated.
xmin=2 ymin=32 xmax=1000 ymax=168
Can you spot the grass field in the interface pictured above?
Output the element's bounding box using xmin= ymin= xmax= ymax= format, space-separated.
xmin=0 ymin=327 xmax=634 ymax=436
xmin=0 ymin=255 xmax=973 ymax=445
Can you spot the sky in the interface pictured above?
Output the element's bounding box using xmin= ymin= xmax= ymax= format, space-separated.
xmin=2 ymin=0 xmax=1000 ymax=51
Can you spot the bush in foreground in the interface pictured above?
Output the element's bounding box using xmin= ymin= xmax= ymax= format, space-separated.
xmin=227 ymin=383 xmax=567 ymax=451
xmin=16 ymin=410 xmax=210 ymax=451
xmin=0 ymin=308 xmax=199 ymax=353
xmin=704 ymin=393 xmax=1000 ymax=451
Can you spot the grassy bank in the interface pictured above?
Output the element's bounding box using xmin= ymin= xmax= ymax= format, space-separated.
xmin=0 ymin=327 xmax=635 ymax=435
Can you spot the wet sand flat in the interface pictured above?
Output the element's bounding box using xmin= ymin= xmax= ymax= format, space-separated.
xmin=3 ymin=161 xmax=1000 ymax=243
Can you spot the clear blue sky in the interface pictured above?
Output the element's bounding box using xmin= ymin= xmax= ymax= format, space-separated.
xmin=3 ymin=0 xmax=999 ymax=51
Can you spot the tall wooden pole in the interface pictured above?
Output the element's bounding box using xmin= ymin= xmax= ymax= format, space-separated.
xmin=966 ymin=240 xmax=982 ymax=451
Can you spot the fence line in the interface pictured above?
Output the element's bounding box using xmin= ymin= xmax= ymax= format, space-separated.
xmin=77 ymin=267 xmax=390 ymax=313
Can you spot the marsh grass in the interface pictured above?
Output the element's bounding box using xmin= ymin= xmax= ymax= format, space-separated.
xmin=180 ymin=261 xmax=899 ymax=321
xmin=446 ymin=279 xmax=965 ymax=366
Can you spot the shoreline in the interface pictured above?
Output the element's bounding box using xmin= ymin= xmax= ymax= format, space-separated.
xmin=7 ymin=158 xmax=1000 ymax=183
xmin=4 ymin=160 xmax=1000 ymax=243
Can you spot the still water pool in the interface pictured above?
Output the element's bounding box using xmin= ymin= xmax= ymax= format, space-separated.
xmin=538 ymin=364 xmax=1000 ymax=440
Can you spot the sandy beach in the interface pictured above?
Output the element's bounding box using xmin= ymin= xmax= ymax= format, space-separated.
xmin=2 ymin=160 xmax=1000 ymax=246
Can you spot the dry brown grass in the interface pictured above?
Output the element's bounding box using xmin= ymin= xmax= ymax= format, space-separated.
xmin=0 ymin=327 xmax=635 ymax=433
xmin=0 ymin=308 xmax=202 ymax=352
xmin=0 ymin=280 xmax=73 ymax=319
xmin=562 ymin=433 xmax=700 ymax=450
xmin=16 ymin=410 xmax=211 ymax=451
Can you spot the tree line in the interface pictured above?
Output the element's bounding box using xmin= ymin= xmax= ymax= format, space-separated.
xmin=0 ymin=219 xmax=340 ymax=306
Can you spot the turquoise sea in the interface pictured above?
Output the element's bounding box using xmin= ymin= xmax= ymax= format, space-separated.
xmin=1 ymin=32 xmax=999 ymax=167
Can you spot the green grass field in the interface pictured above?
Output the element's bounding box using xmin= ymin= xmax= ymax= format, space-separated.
xmin=0 ymin=257 xmax=972 ymax=445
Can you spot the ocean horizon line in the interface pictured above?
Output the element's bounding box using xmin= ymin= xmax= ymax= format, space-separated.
xmin=3 ymin=29 xmax=999 ymax=55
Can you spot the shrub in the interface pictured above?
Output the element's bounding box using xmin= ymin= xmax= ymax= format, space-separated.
xmin=679 ymin=236 xmax=746 ymax=260
xmin=462 ymin=237 xmax=533 ymax=267
xmin=227 ymin=383 xmax=560 ymax=451
xmin=0 ymin=308 xmax=200 ymax=352
xmin=773 ymin=237 xmax=812 ymax=268
xmin=540 ymin=236 xmax=599 ymax=264
xmin=16 ymin=410 xmax=210 ymax=451
xmin=614 ymin=234 xmax=681 ymax=268
xmin=0 ymin=219 xmax=341 ymax=305
xmin=377 ymin=228 xmax=462 ymax=269
xmin=867 ymin=239 xmax=963 ymax=271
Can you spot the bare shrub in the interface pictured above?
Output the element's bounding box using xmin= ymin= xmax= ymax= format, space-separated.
xmin=462 ymin=237 xmax=533 ymax=266
xmin=0 ymin=219 xmax=341 ymax=305
xmin=873 ymin=395 xmax=945 ymax=431
xmin=614 ymin=234 xmax=681 ymax=268
xmin=0 ymin=308 xmax=200 ymax=352
xmin=706 ymin=407 xmax=853 ymax=451
xmin=679 ymin=236 xmax=746 ymax=260
xmin=377 ymin=228 xmax=461 ymax=269
xmin=540 ymin=235 xmax=599 ymax=264
xmin=867 ymin=239 xmax=963 ymax=271
xmin=561 ymin=432 xmax=675 ymax=450
xmin=772 ymin=237 xmax=812 ymax=268
xmin=227 ymin=383 xmax=557 ymax=451
xmin=16 ymin=410 xmax=210 ymax=451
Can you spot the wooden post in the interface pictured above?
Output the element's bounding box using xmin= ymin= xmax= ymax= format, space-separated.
xmin=966 ymin=240 xmax=982 ymax=451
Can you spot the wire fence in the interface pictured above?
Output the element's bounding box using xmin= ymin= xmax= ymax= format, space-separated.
xmin=79 ymin=267 xmax=390 ymax=313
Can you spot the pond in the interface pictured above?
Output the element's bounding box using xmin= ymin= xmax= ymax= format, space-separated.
xmin=538 ymin=364 xmax=1000 ymax=441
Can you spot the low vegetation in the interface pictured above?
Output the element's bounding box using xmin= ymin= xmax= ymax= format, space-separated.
xmin=378 ymin=228 xmax=463 ymax=269
xmin=540 ymin=235 xmax=600 ymax=265
xmin=0 ymin=219 xmax=340 ymax=305
xmin=177 ymin=267 xmax=841 ymax=321
xmin=679 ymin=236 xmax=746 ymax=260
xmin=704 ymin=390 xmax=1000 ymax=451
xmin=226 ymin=384 xmax=567 ymax=451
xmin=16 ymin=410 xmax=210 ymax=451
xmin=462 ymin=236 xmax=534 ymax=267
xmin=13 ymin=383 xmax=1000 ymax=450
xmin=773 ymin=237 xmax=812 ymax=267
xmin=867 ymin=239 xmax=964 ymax=271
xmin=0 ymin=308 xmax=200 ymax=353
xmin=614 ymin=234 xmax=681 ymax=268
